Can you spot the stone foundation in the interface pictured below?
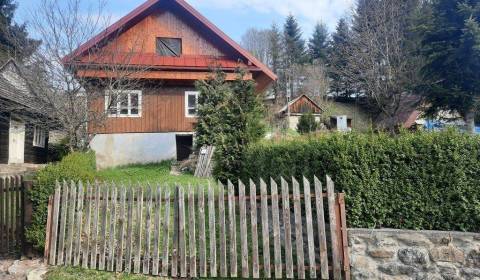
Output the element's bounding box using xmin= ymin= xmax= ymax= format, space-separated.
xmin=349 ymin=228 xmax=480 ymax=279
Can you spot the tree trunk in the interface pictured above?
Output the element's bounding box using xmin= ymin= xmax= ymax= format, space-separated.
xmin=464 ymin=108 xmax=476 ymax=134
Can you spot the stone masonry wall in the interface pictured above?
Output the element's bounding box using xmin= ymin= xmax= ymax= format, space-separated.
xmin=349 ymin=228 xmax=480 ymax=280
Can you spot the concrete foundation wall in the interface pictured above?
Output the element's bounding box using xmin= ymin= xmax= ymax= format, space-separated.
xmin=349 ymin=228 xmax=480 ymax=280
xmin=90 ymin=133 xmax=177 ymax=169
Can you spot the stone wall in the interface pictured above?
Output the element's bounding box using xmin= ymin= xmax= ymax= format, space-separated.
xmin=349 ymin=228 xmax=480 ymax=280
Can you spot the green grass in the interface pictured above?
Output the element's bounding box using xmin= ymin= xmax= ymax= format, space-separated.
xmin=44 ymin=267 xmax=162 ymax=280
xmin=96 ymin=160 xmax=212 ymax=188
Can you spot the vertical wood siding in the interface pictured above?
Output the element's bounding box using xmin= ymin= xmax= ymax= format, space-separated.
xmin=89 ymin=86 xmax=197 ymax=134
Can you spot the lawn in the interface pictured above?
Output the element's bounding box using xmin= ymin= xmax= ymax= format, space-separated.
xmin=96 ymin=160 xmax=212 ymax=189
xmin=45 ymin=267 xmax=160 ymax=280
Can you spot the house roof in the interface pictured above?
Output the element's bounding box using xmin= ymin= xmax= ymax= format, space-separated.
xmin=63 ymin=0 xmax=277 ymax=84
xmin=0 ymin=59 xmax=42 ymax=111
xmin=278 ymin=94 xmax=323 ymax=115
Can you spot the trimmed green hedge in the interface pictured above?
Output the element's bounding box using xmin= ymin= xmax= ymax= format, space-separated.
xmin=239 ymin=130 xmax=480 ymax=232
xmin=26 ymin=151 xmax=96 ymax=251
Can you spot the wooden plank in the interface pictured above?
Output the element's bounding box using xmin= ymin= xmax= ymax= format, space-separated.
xmin=260 ymin=178 xmax=271 ymax=278
xmin=143 ymin=186 xmax=153 ymax=274
xmin=314 ymin=176 xmax=329 ymax=280
xmin=65 ymin=181 xmax=77 ymax=266
xmin=198 ymin=186 xmax=207 ymax=277
xmin=171 ymin=187 xmax=179 ymax=277
xmin=0 ymin=177 xmax=4 ymax=255
xmin=292 ymin=177 xmax=305 ymax=279
xmin=15 ymin=176 xmax=21 ymax=253
xmin=207 ymin=183 xmax=217 ymax=277
xmin=188 ymin=186 xmax=197 ymax=277
xmin=327 ymin=175 xmax=342 ymax=279
xmin=249 ymin=179 xmax=260 ymax=279
xmin=178 ymin=187 xmax=187 ymax=278
xmin=227 ymin=180 xmax=237 ymax=277
xmin=44 ymin=196 xmax=53 ymax=263
xmin=238 ymin=180 xmax=249 ymax=278
xmin=82 ymin=182 xmax=93 ymax=268
xmin=73 ymin=181 xmax=84 ymax=267
xmin=218 ymin=182 xmax=227 ymax=277
xmin=99 ymin=185 xmax=109 ymax=270
xmin=161 ymin=189 xmax=171 ymax=277
xmin=152 ymin=186 xmax=162 ymax=276
xmin=125 ymin=188 xmax=134 ymax=273
xmin=303 ymin=177 xmax=317 ymax=279
xmin=5 ymin=177 xmax=10 ymax=255
xmin=48 ymin=182 xmax=61 ymax=265
xmin=133 ymin=187 xmax=143 ymax=274
xmin=281 ymin=177 xmax=294 ymax=278
xmin=270 ymin=178 xmax=282 ymax=279
xmin=108 ymin=184 xmax=117 ymax=271
xmin=116 ymin=186 xmax=127 ymax=272
xmin=90 ymin=183 xmax=101 ymax=269
xmin=339 ymin=193 xmax=351 ymax=280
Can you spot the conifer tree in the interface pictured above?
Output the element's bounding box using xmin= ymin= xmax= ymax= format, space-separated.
xmin=283 ymin=14 xmax=306 ymax=65
xmin=328 ymin=18 xmax=353 ymax=97
xmin=420 ymin=0 xmax=480 ymax=133
xmin=0 ymin=0 xmax=40 ymax=62
xmin=308 ymin=22 xmax=329 ymax=62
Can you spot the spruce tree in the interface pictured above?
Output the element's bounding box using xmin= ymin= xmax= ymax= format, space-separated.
xmin=420 ymin=0 xmax=480 ymax=133
xmin=308 ymin=22 xmax=329 ymax=62
xmin=0 ymin=0 xmax=40 ymax=62
xmin=328 ymin=18 xmax=353 ymax=97
xmin=283 ymin=14 xmax=306 ymax=65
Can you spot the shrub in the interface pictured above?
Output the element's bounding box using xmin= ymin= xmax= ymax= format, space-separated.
xmin=297 ymin=112 xmax=318 ymax=134
xmin=238 ymin=130 xmax=480 ymax=232
xmin=26 ymin=151 xmax=96 ymax=251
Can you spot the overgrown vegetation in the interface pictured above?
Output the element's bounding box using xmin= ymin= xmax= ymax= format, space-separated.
xmin=45 ymin=267 xmax=157 ymax=280
xmin=195 ymin=69 xmax=266 ymax=181
xmin=296 ymin=112 xmax=318 ymax=134
xmin=238 ymin=130 xmax=480 ymax=232
xmin=26 ymin=151 xmax=96 ymax=250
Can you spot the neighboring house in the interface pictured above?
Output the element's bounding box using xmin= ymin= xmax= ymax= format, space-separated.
xmin=0 ymin=59 xmax=49 ymax=164
xmin=277 ymin=94 xmax=323 ymax=130
xmin=64 ymin=0 xmax=276 ymax=169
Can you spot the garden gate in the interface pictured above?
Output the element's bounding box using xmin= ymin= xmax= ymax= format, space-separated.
xmin=44 ymin=176 xmax=350 ymax=279
xmin=0 ymin=175 xmax=28 ymax=257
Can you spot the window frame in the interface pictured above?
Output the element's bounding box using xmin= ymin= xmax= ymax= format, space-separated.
xmin=104 ymin=89 xmax=142 ymax=118
xmin=33 ymin=126 xmax=46 ymax=148
xmin=156 ymin=37 xmax=182 ymax=57
xmin=185 ymin=91 xmax=199 ymax=118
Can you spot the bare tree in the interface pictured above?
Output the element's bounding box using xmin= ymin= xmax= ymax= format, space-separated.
xmin=301 ymin=62 xmax=332 ymax=115
xmin=23 ymin=0 xmax=151 ymax=150
xmin=240 ymin=28 xmax=272 ymax=65
xmin=335 ymin=0 xmax=423 ymax=130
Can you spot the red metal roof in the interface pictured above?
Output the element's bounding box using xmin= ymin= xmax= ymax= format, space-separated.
xmin=63 ymin=0 xmax=276 ymax=83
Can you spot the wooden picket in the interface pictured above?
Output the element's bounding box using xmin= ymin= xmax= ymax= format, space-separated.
xmin=45 ymin=176 xmax=350 ymax=279
xmin=0 ymin=175 xmax=24 ymax=257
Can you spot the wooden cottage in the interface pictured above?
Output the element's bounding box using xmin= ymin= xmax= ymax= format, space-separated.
xmin=64 ymin=0 xmax=276 ymax=168
xmin=277 ymin=94 xmax=323 ymax=130
xmin=0 ymin=59 xmax=49 ymax=164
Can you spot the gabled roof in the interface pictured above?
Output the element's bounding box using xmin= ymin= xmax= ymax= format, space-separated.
xmin=63 ymin=0 xmax=276 ymax=83
xmin=278 ymin=94 xmax=323 ymax=115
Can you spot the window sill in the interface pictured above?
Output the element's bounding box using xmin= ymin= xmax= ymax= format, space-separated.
xmin=107 ymin=114 xmax=142 ymax=118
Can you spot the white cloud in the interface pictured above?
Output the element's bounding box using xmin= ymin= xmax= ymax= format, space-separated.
xmin=188 ymin=0 xmax=355 ymax=33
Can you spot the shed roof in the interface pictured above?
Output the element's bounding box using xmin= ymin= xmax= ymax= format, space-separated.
xmin=278 ymin=94 xmax=323 ymax=115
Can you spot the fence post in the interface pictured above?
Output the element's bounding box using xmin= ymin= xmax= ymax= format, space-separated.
xmin=22 ymin=180 xmax=34 ymax=257
xmin=44 ymin=195 xmax=53 ymax=264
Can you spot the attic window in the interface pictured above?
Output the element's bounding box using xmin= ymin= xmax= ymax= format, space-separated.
xmin=156 ymin=37 xmax=182 ymax=57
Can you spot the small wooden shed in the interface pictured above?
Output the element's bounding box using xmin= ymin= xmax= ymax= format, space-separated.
xmin=277 ymin=94 xmax=323 ymax=130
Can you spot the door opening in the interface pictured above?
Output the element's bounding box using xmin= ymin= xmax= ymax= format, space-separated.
xmin=8 ymin=117 xmax=25 ymax=164
xmin=175 ymin=134 xmax=193 ymax=161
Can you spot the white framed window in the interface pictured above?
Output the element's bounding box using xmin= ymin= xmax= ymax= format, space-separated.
xmin=33 ymin=126 xmax=46 ymax=148
xmin=105 ymin=90 xmax=142 ymax=117
xmin=185 ymin=91 xmax=199 ymax=117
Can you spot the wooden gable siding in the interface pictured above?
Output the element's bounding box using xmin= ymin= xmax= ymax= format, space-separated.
xmin=91 ymin=7 xmax=226 ymax=59
xmin=89 ymin=86 xmax=196 ymax=134
xmin=290 ymin=96 xmax=322 ymax=114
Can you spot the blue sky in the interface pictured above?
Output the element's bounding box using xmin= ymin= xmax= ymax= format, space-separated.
xmin=15 ymin=0 xmax=355 ymax=43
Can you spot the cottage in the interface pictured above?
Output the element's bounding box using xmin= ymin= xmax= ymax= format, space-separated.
xmin=277 ymin=94 xmax=323 ymax=130
xmin=0 ymin=59 xmax=49 ymax=165
xmin=65 ymin=0 xmax=276 ymax=168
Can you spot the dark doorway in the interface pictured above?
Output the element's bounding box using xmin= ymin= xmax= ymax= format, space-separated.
xmin=176 ymin=134 xmax=193 ymax=161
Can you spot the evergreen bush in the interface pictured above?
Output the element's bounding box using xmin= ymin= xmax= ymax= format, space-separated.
xmin=237 ymin=130 xmax=480 ymax=232
xmin=296 ymin=112 xmax=318 ymax=134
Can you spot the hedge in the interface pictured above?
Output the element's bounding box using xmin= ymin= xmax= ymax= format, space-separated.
xmin=26 ymin=151 xmax=96 ymax=251
xmin=238 ymin=130 xmax=480 ymax=232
